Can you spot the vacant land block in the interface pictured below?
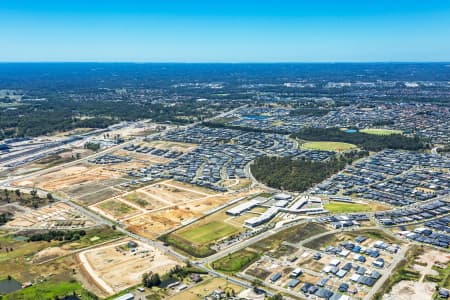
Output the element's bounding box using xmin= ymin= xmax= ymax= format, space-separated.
xmin=125 ymin=207 xmax=200 ymax=239
xmin=167 ymin=277 xmax=242 ymax=300
xmin=147 ymin=140 xmax=198 ymax=152
xmin=250 ymin=222 xmax=328 ymax=256
xmin=122 ymin=191 xmax=167 ymax=210
xmin=4 ymin=202 xmax=95 ymax=229
xmin=92 ymin=199 xmax=139 ymax=220
xmin=212 ymin=249 xmax=260 ymax=274
xmin=78 ymin=239 xmax=180 ymax=295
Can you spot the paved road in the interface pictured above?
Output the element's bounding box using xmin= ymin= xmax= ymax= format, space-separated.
xmin=0 ymin=105 xmax=263 ymax=293
xmin=0 ymin=105 xmax=440 ymax=298
xmin=363 ymin=245 xmax=409 ymax=300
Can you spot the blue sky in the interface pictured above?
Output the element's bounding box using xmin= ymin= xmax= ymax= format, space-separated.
xmin=1 ymin=1 xmax=450 ymax=62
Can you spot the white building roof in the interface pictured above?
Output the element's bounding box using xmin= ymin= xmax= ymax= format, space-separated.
xmin=226 ymin=199 xmax=260 ymax=215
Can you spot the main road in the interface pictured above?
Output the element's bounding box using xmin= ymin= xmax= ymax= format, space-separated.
xmin=0 ymin=104 xmax=263 ymax=293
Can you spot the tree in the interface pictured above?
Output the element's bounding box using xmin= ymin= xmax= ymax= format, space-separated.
xmin=3 ymin=189 xmax=10 ymax=204
xmin=47 ymin=193 xmax=54 ymax=203
xmin=142 ymin=272 xmax=150 ymax=287
xmin=14 ymin=189 xmax=21 ymax=200
xmin=150 ymin=273 xmax=161 ymax=287
xmin=30 ymin=188 xmax=38 ymax=208
xmin=251 ymin=279 xmax=262 ymax=291
xmin=268 ymin=294 xmax=283 ymax=300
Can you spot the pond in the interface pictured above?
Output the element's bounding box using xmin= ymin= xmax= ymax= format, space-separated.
xmin=243 ymin=115 xmax=268 ymax=120
xmin=0 ymin=278 xmax=22 ymax=294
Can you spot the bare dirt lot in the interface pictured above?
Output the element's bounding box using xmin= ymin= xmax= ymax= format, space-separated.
xmin=146 ymin=140 xmax=198 ymax=152
xmin=84 ymin=178 xmax=264 ymax=238
xmin=14 ymin=163 xmax=126 ymax=192
xmin=125 ymin=207 xmax=201 ymax=239
xmin=141 ymin=181 xmax=209 ymax=204
xmin=4 ymin=202 xmax=95 ymax=229
xmin=383 ymin=248 xmax=450 ymax=300
xmin=91 ymin=199 xmax=140 ymax=221
xmin=113 ymin=149 xmax=170 ymax=164
xmin=12 ymin=162 xmax=142 ymax=204
xmin=78 ymin=239 xmax=180 ymax=295
xmin=383 ymin=280 xmax=436 ymax=300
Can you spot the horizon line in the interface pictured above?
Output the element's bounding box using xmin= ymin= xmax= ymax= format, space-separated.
xmin=0 ymin=61 xmax=450 ymax=64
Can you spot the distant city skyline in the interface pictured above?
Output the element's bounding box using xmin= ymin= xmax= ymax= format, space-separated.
xmin=1 ymin=1 xmax=450 ymax=62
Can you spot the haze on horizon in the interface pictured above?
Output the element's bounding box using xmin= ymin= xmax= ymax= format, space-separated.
xmin=1 ymin=0 xmax=450 ymax=63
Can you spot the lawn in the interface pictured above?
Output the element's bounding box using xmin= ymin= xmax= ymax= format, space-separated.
xmin=212 ymin=249 xmax=260 ymax=273
xmin=2 ymin=280 xmax=96 ymax=300
xmin=360 ymin=128 xmax=403 ymax=135
xmin=301 ymin=141 xmax=357 ymax=151
xmin=324 ymin=201 xmax=371 ymax=213
xmin=177 ymin=221 xmax=239 ymax=245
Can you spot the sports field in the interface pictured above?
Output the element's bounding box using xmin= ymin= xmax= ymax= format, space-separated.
xmin=177 ymin=221 xmax=239 ymax=245
xmin=324 ymin=200 xmax=389 ymax=213
xmin=360 ymin=128 xmax=403 ymax=135
xmin=323 ymin=201 xmax=371 ymax=213
xmin=302 ymin=141 xmax=357 ymax=151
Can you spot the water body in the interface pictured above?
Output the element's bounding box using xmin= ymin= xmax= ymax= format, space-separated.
xmin=243 ymin=115 xmax=268 ymax=120
xmin=345 ymin=129 xmax=358 ymax=133
xmin=0 ymin=278 xmax=22 ymax=294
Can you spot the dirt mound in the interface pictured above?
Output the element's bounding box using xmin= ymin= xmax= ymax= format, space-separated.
xmin=32 ymin=247 xmax=69 ymax=264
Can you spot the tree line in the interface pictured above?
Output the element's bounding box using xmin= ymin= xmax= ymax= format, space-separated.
xmin=142 ymin=264 xmax=207 ymax=288
xmin=27 ymin=229 xmax=86 ymax=242
xmin=292 ymin=128 xmax=426 ymax=151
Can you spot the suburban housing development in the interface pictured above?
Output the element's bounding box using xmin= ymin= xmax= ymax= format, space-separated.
xmin=0 ymin=63 xmax=449 ymax=300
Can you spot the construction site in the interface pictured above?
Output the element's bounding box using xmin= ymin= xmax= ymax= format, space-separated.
xmin=77 ymin=239 xmax=181 ymax=295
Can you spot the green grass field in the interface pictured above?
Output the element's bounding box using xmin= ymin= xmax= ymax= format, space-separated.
xmin=301 ymin=141 xmax=357 ymax=151
xmin=97 ymin=199 xmax=136 ymax=217
xmin=2 ymin=280 xmax=96 ymax=300
xmin=324 ymin=201 xmax=371 ymax=213
xmin=360 ymin=128 xmax=403 ymax=135
xmin=177 ymin=221 xmax=239 ymax=245
xmin=212 ymin=249 xmax=260 ymax=273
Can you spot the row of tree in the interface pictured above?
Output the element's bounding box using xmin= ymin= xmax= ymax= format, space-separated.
xmin=28 ymin=229 xmax=86 ymax=242
xmin=292 ymin=127 xmax=426 ymax=151
xmin=0 ymin=188 xmax=53 ymax=208
xmin=0 ymin=212 xmax=13 ymax=225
